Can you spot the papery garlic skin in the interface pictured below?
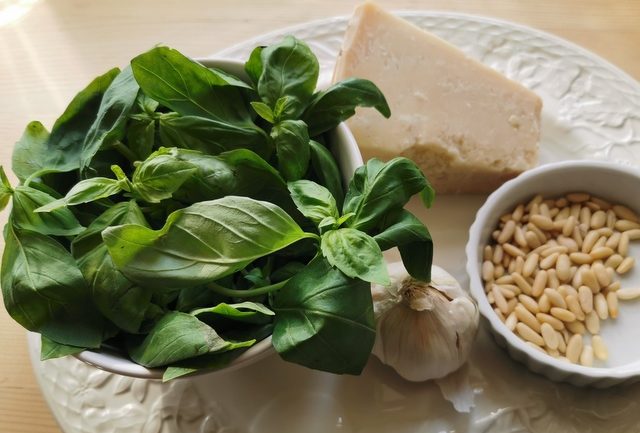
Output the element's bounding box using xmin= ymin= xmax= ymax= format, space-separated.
xmin=372 ymin=262 xmax=479 ymax=382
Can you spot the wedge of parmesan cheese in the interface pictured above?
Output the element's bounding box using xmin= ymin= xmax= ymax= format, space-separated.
xmin=333 ymin=2 xmax=542 ymax=194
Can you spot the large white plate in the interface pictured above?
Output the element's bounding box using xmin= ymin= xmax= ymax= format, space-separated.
xmin=29 ymin=12 xmax=640 ymax=433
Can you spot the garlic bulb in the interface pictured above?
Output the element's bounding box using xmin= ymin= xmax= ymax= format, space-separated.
xmin=371 ymin=261 xmax=479 ymax=382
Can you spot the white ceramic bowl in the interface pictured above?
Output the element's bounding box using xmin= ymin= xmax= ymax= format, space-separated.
xmin=466 ymin=160 xmax=640 ymax=387
xmin=75 ymin=58 xmax=363 ymax=379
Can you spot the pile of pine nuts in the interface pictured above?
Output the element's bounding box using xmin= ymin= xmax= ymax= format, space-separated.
xmin=482 ymin=192 xmax=640 ymax=366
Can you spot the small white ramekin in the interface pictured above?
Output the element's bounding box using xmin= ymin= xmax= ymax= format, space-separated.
xmin=466 ymin=160 xmax=640 ymax=387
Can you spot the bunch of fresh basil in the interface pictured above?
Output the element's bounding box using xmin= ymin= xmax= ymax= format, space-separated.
xmin=0 ymin=36 xmax=434 ymax=380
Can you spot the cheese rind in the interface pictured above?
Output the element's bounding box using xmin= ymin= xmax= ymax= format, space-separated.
xmin=333 ymin=2 xmax=542 ymax=194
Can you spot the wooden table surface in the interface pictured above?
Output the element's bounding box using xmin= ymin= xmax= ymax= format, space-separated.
xmin=1 ymin=0 xmax=638 ymax=431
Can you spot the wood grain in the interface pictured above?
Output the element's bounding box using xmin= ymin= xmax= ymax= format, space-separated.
xmin=0 ymin=0 xmax=638 ymax=431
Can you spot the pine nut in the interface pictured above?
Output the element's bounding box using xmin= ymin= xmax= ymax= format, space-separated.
xmin=606 ymin=210 xmax=617 ymax=229
xmin=617 ymin=257 xmax=635 ymax=274
xmin=482 ymin=261 xmax=494 ymax=282
xmin=544 ymin=288 xmax=567 ymax=309
xmin=570 ymin=252 xmax=593 ymax=265
xmin=625 ymin=228 xmax=640 ymax=240
xmin=530 ymin=214 xmax=555 ymax=231
xmin=525 ymin=231 xmax=541 ymax=248
xmin=592 ymin=335 xmax=608 ymax=360
xmin=488 ymin=291 xmax=495 ymax=303
xmin=516 ymin=322 xmax=544 ymax=346
xmin=581 ymin=268 xmax=600 ymax=293
xmin=527 ymin=194 xmax=544 ymax=210
xmin=506 ymin=298 xmax=518 ymax=315
xmin=616 ymin=287 xmax=640 ymax=300
xmin=562 ymin=216 xmax=576 ymax=237
xmin=605 ymin=232 xmax=621 ymax=250
xmin=540 ymin=323 xmax=559 ymax=350
xmin=557 ymin=330 xmax=567 ymax=353
xmin=606 ymin=280 xmax=621 ymax=292
xmin=594 ymin=293 xmax=608 ymax=320
xmin=605 ymin=254 xmax=624 ymax=269
xmin=538 ymin=294 xmax=551 ymax=313
xmin=515 ymin=304 xmax=541 ymax=333
xmin=592 ymin=262 xmax=610 ymax=287
xmin=555 ymin=207 xmax=570 ymax=221
xmin=582 ymin=230 xmax=600 ymax=253
xmin=556 ymin=254 xmax=571 ymax=281
xmin=618 ymin=232 xmax=630 ymax=256
xmin=566 ymin=294 xmax=585 ymax=321
xmin=528 ymin=223 xmax=547 ymax=244
xmin=512 ymin=204 xmax=525 ymax=221
xmin=536 ymin=312 xmax=565 ymax=331
xmin=590 ymin=246 xmax=614 ymax=260
xmin=547 ymin=269 xmax=560 ymax=288
xmin=558 ymin=284 xmax=577 ymax=299
xmin=547 ymin=348 xmax=561 ymax=358
xmin=578 ymin=286 xmax=593 ymax=314
xmin=494 ymin=308 xmax=506 ymax=322
xmin=527 ymin=342 xmax=547 ymax=354
xmin=613 ymin=205 xmax=639 ymax=222
xmin=572 ymin=226 xmax=584 ymax=248
xmin=505 ymin=311 xmax=518 ymax=331
xmin=514 ymin=226 xmax=528 ymax=247
xmin=590 ymin=210 xmax=606 ymax=229
xmin=566 ymin=334 xmax=584 ymax=363
xmin=541 ymin=245 xmax=568 ymax=257
xmin=607 ymin=291 xmax=618 ymax=319
xmin=497 ymin=220 xmax=516 ymax=244
xmin=580 ymin=207 xmax=592 ymax=227
xmin=511 ymin=272 xmax=533 ymax=296
xmin=518 ymin=294 xmax=540 ymax=314
xmin=580 ymin=345 xmax=594 ymax=367
xmin=550 ymin=307 xmax=576 ymax=323
xmin=567 ymin=193 xmax=590 ymax=203
xmin=615 ymin=219 xmax=640 ymax=231
xmin=522 ymin=253 xmax=539 ymax=277
xmin=593 ymin=236 xmax=607 ymax=251
xmin=499 ymin=286 xmax=517 ymax=299
xmin=503 ymin=243 xmax=526 ymax=258
xmin=540 ymin=252 xmax=559 ymax=269
xmin=496 ymin=275 xmax=514 ymax=284
xmin=494 ymin=264 xmax=505 ymax=278
xmin=492 ymin=285 xmax=509 ymax=314
xmin=585 ymin=311 xmax=600 ymax=334
xmin=566 ymin=321 xmax=586 ymax=335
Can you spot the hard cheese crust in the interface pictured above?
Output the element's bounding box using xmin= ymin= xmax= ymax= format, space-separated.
xmin=333 ymin=3 xmax=542 ymax=194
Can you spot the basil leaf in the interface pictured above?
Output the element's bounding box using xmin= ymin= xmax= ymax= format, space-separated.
xmin=81 ymin=66 xmax=140 ymax=170
xmin=12 ymin=69 xmax=120 ymax=181
xmin=0 ymin=173 xmax=10 ymax=213
xmin=162 ymin=348 xmax=250 ymax=381
xmin=131 ymin=152 xmax=197 ymax=203
xmin=272 ymin=256 xmax=375 ymax=374
xmin=103 ymin=196 xmax=315 ymax=289
xmin=192 ymin=302 xmax=275 ymax=325
xmin=257 ymin=36 xmax=319 ymax=118
xmin=309 ymin=140 xmax=344 ymax=207
xmin=158 ymin=114 xmax=270 ymax=158
xmin=11 ymin=185 xmax=84 ymax=236
xmin=131 ymin=47 xmax=252 ymax=123
xmin=287 ymin=179 xmax=338 ymax=225
xmin=128 ymin=311 xmax=255 ymax=368
xmin=11 ymin=121 xmax=50 ymax=182
xmin=374 ymin=209 xmax=433 ymax=282
xmin=244 ymin=45 xmax=264 ymax=86
xmin=321 ymin=228 xmax=389 ymax=285
xmin=302 ymin=78 xmax=391 ymax=136
xmin=72 ymin=201 xmax=152 ymax=333
xmin=40 ymin=335 xmax=85 ymax=361
xmin=343 ymin=157 xmax=430 ymax=232
xmin=1 ymin=224 xmax=103 ymax=347
xmin=271 ymin=119 xmax=310 ymax=181
xmin=250 ymin=101 xmax=275 ymax=123
xmin=35 ymin=177 xmax=124 ymax=212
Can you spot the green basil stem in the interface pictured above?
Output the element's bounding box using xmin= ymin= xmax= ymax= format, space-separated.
xmin=207 ymin=278 xmax=290 ymax=298
xmin=112 ymin=141 xmax=138 ymax=164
